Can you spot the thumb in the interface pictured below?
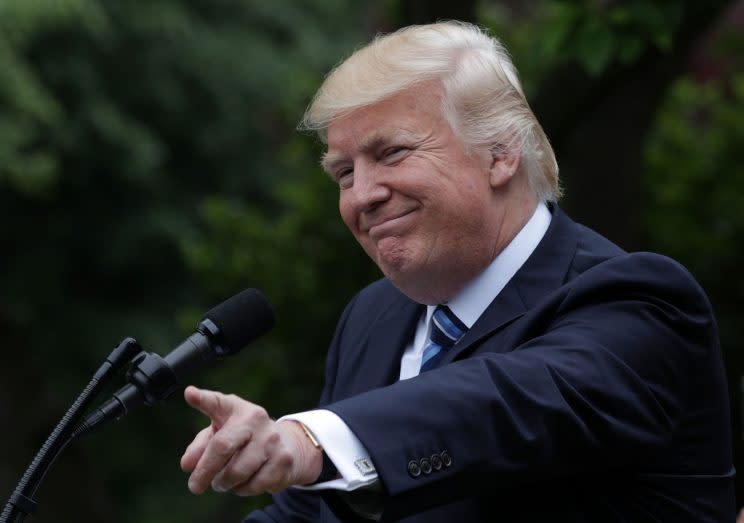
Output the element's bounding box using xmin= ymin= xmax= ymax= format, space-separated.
xmin=184 ymin=386 xmax=234 ymax=426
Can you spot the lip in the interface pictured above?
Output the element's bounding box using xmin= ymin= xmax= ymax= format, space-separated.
xmin=366 ymin=208 xmax=418 ymax=239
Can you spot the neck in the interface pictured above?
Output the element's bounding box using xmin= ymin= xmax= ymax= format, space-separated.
xmin=410 ymin=193 xmax=539 ymax=305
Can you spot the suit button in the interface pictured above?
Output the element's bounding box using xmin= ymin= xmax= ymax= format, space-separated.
xmin=420 ymin=457 xmax=432 ymax=474
xmin=430 ymin=454 xmax=443 ymax=470
xmin=407 ymin=460 xmax=421 ymax=478
xmin=440 ymin=450 xmax=452 ymax=467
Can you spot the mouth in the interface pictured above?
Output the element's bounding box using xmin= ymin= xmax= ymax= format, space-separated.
xmin=366 ymin=208 xmax=418 ymax=239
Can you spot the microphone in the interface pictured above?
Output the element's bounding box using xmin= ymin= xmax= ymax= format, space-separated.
xmin=76 ymin=289 xmax=275 ymax=436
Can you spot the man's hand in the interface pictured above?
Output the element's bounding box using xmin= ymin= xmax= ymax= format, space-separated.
xmin=180 ymin=386 xmax=323 ymax=496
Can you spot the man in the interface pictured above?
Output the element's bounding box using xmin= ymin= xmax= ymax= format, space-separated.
xmin=180 ymin=22 xmax=735 ymax=522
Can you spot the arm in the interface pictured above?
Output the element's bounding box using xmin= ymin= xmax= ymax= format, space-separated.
xmin=325 ymin=253 xmax=721 ymax=520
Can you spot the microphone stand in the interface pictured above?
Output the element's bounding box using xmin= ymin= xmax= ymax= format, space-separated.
xmin=0 ymin=338 xmax=143 ymax=523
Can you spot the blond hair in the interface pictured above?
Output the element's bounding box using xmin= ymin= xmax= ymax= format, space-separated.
xmin=300 ymin=21 xmax=560 ymax=202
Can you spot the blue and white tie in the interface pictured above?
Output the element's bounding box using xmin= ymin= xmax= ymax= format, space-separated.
xmin=419 ymin=305 xmax=468 ymax=373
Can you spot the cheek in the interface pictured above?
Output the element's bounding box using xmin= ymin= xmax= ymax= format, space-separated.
xmin=339 ymin=197 xmax=369 ymax=249
xmin=338 ymin=197 xmax=355 ymax=230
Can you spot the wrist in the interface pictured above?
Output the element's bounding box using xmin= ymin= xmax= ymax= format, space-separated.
xmin=283 ymin=420 xmax=324 ymax=484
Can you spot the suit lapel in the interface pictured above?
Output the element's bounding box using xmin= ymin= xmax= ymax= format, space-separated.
xmin=353 ymin=293 xmax=423 ymax=391
xmin=442 ymin=205 xmax=579 ymax=363
xmin=453 ymin=283 xmax=526 ymax=355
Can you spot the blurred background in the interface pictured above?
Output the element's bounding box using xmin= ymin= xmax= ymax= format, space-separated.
xmin=0 ymin=0 xmax=742 ymax=521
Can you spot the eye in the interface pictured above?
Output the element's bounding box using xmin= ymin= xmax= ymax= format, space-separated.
xmin=383 ymin=146 xmax=408 ymax=159
xmin=380 ymin=146 xmax=412 ymax=166
xmin=335 ymin=167 xmax=353 ymax=189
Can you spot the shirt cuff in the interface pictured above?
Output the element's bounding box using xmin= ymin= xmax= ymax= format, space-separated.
xmin=279 ymin=409 xmax=379 ymax=491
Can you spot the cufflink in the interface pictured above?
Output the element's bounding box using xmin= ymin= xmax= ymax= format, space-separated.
xmin=354 ymin=457 xmax=376 ymax=476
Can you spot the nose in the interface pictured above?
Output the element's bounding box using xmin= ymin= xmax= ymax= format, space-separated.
xmin=348 ymin=162 xmax=391 ymax=213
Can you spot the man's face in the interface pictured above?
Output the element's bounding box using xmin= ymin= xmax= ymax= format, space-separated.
xmin=323 ymin=84 xmax=505 ymax=304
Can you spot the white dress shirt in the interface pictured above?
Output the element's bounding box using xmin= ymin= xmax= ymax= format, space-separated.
xmin=281 ymin=202 xmax=552 ymax=491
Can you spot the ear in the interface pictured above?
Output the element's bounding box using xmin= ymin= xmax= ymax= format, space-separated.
xmin=488 ymin=146 xmax=521 ymax=189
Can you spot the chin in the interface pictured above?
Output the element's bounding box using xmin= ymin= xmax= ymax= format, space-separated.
xmin=377 ymin=249 xmax=416 ymax=279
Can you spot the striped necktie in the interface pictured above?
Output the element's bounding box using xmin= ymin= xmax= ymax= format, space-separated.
xmin=419 ymin=305 xmax=468 ymax=373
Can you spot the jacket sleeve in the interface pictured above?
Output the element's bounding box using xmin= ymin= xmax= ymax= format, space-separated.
xmin=242 ymin=490 xmax=322 ymax=523
xmin=324 ymin=253 xmax=724 ymax=521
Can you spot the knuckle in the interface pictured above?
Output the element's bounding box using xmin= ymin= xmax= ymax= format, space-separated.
xmin=276 ymin=451 xmax=293 ymax=470
xmin=265 ymin=430 xmax=281 ymax=446
xmin=213 ymin=392 xmax=226 ymax=407
xmin=211 ymin=434 xmax=236 ymax=456
xmin=248 ymin=406 xmax=269 ymax=424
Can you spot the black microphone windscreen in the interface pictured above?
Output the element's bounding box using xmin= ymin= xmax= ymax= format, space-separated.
xmin=202 ymin=289 xmax=276 ymax=353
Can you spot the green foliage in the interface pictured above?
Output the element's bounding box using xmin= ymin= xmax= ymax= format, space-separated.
xmin=540 ymin=0 xmax=683 ymax=74
xmin=643 ymin=72 xmax=744 ymax=346
xmin=479 ymin=0 xmax=686 ymax=88
xmin=0 ymin=1 xmax=378 ymax=522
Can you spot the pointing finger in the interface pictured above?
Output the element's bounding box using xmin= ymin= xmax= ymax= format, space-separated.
xmin=184 ymin=386 xmax=235 ymax=426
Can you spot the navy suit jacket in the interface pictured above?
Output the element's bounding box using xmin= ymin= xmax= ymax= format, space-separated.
xmin=246 ymin=206 xmax=735 ymax=522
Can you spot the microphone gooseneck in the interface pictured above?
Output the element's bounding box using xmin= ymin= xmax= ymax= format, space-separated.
xmin=75 ymin=288 xmax=275 ymax=438
xmin=2 ymin=289 xmax=275 ymax=523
